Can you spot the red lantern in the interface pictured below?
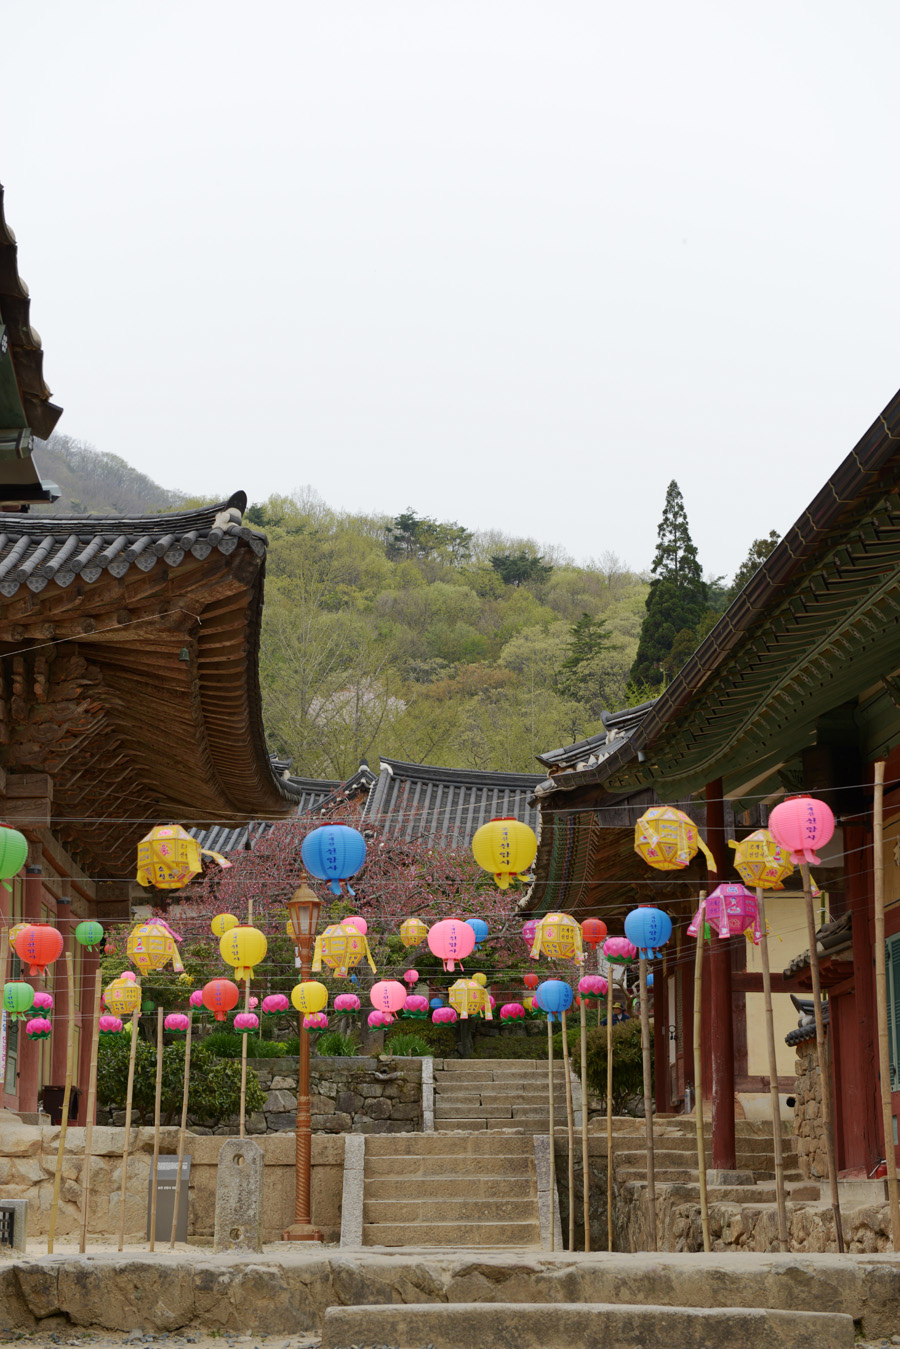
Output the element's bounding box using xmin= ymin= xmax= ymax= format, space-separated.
xmin=581 ymin=918 xmax=608 ymax=948
xmin=202 ymin=978 xmax=240 ymax=1022
xmin=768 ymin=796 xmax=835 ymax=866
xmin=523 ymin=972 xmax=539 ymax=990
xmin=14 ymin=924 xmax=63 ymax=977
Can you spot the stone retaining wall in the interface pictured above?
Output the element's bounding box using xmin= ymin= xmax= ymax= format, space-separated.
xmin=793 ymin=1038 xmax=828 ymax=1179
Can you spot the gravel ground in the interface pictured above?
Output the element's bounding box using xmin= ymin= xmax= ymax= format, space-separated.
xmin=0 ymin=1336 xmax=323 ymax=1349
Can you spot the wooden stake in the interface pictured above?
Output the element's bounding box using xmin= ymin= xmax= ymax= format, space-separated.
xmin=638 ymin=955 xmax=657 ymax=1250
xmin=873 ymin=760 xmax=900 ymax=1250
xmin=149 ymin=1006 xmax=164 ymax=1252
xmin=48 ymin=951 xmax=76 ymax=1254
xmin=239 ymin=898 xmax=254 ymax=1138
xmin=561 ymin=1007 xmax=576 ymax=1251
xmin=117 ymin=1005 xmax=142 ymax=1252
xmin=78 ymin=973 xmax=103 ymax=1254
xmin=693 ymin=892 xmax=711 ymax=1252
xmin=547 ymin=1015 xmax=556 ymax=1251
xmin=580 ymin=994 xmax=590 ymax=1251
xmin=799 ymin=860 xmax=844 ymax=1251
xmin=756 ymin=885 xmax=789 ymax=1249
xmin=170 ymin=1016 xmax=192 ymax=1249
xmin=606 ymin=971 xmax=614 ymax=1252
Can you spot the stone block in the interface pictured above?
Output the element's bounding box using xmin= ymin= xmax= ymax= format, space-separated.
xmin=270 ymin=1075 xmax=295 ymax=1090
xmin=309 ymin=1093 xmax=335 ymax=1114
xmin=213 ymin=1137 xmax=264 ymax=1252
xmin=391 ymin=1104 xmax=422 ymax=1120
xmin=0 ymin=1121 xmax=41 ymax=1157
xmin=358 ymin=1082 xmax=384 ymax=1098
xmin=267 ymin=1112 xmax=297 ymax=1130
xmin=367 ymin=1098 xmax=393 ymax=1120
xmin=264 ymin=1089 xmax=298 ymax=1112
xmin=336 ymin=1091 xmax=362 ymax=1114
xmin=314 ymin=1112 xmax=352 ymax=1133
xmin=246 ymin=1111 xmax=267 ymax=1134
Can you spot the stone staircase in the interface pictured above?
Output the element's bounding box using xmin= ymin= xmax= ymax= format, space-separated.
xmin=609 ymin=1114 xmax=810 ymax=1197
xmin=433 ymin=1057 xmax=572 ymax=1133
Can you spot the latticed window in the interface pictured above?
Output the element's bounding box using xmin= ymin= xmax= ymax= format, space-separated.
xmin=886 ymin=933 xmax=900 ymax=1091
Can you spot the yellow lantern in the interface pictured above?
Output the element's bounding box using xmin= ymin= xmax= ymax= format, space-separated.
xmin=291 ymin=981 xmax=328 ymax=1015
xmin=634 ymin=806 xmax=716 ymax=873
xmin=449 ymin=977 xmax=492 ymax=1020
xmin=211 ymin=913 xmax=239 ymax=939
xmin=8 ymin=921 xmax=28 ymax=950
xmin=136 ymin=825 xmax=202 ymax=889
xmin=729 ymin=829 xmax=794 ymax=891
xmin=103 ymin=977 xmax=142 ymax=1017
xmin=529 ymin=911 xmax=583 ymax=963
xmin=311 ymin=923 xmax=376 ymax=979
xmin=127 ymin=921 xmax=184 ymax=974
xmin=219 ymin=925 xmax=268 ymax=981
xmin=400 ymin=917 xmax=428 ymax=948
xmin=471 ymin=817 xmax=537 ymax=889
xmin=472 ymin=972 xmax=487 ymax=987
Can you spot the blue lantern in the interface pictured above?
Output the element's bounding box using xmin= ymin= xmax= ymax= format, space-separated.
xmin=301 ymin=824 xmax=367 ymax=896
xmin=535 ymin=979 xmax=574 ymax=1023
xmin=623 ymin=907 xmax=673 ymax=959
xmin=429 ymin=997 xmax=444 ymax=1009
xmin=466 ymin=918 xmax=489 ymax=947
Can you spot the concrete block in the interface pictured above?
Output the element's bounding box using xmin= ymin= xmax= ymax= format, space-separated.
xmin=213 ymin=1138 xmax=264 ymax=1252
xmin=339 ymin=1133 xmax=365 ymax=1248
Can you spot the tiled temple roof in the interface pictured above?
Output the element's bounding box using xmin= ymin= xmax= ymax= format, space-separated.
xmin=363 ymin=757 xmax=543 ymax=844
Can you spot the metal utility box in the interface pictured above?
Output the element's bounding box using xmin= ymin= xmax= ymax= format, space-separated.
xmin=146 ymin=1155 xmax=191 ymax=1243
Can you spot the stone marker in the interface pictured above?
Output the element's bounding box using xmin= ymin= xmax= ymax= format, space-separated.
xmin=214 ymin=1138 xmax=264 ymax=1252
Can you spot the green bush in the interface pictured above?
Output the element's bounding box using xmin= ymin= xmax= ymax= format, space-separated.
xmin=314 ymin=1030 xmax=359 ymax=1056
xmin=385 ymin=1021 xmax=457 ymax=1057
xmin=572 ymin=1019 xmax=647 ymax=1110
xmin=383 ymin=1033 xmax=432 ymax=1057
xmin=199 ymin=1030 xmax=243 ymax=1058
xmin=96 ymin=1036 xmax=265 ymax=1126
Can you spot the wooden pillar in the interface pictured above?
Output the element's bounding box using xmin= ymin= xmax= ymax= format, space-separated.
xmin=705 ymin=781 xmax=736 ymax=1170
xmin=681 ymin=933 xmax=694 ymax=1106
xmin=846 ymin=822 xmax=881 ymax=1171
xmin=50 ymin=924 xmax=72 ymax=1087
xmin=653 ymin=962 xmax=668 ymax=1115
xmin=16 ymin=864 xmax=44 ymax=1114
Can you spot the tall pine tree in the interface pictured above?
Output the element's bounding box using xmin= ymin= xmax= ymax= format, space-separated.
xmin=629 ymin=480 xmax=708 ymax=690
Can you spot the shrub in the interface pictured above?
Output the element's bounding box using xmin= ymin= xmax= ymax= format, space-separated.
xmin=571 ymin=1019 xmax=647 ymax=1111
xmin=385 ymin=1021 xmax=457 ymax=1057
xmin=383 ymin=1033 xmax=432 ymax=1056
xmin=199 ymin=1030 xmax=243 ymax=1058
xmin=96 ymin=1036 xmax=265 ymax=1126
xmin=314 ymin=1030 xmax=360 ymax=1056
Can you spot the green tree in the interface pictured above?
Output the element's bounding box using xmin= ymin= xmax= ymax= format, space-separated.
xmin=558 ymin=612 xmax=618 ymax=715
xmin=490 ymin=551 xmax=553 ymax=587
xmin=96 ymin=1036 xmax=265 ymax=1126
xmin=630 ymin=482 xmax=708 ymax=689
xmin=385 ymin=510 xmax=472 ymax=565
xmin=728 ymin=529 xmax=780 ymax=600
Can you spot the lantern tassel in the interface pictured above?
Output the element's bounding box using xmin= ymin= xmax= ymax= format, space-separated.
xmin=330 ymin=881 xmax=342 ymax=895
xmin=697 ymin=837 xmax=717 ymax=872
xmin=311 ymin=937 xmax=324 ymax=973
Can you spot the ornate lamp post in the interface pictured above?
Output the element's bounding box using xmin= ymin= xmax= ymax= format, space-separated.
xmin=283 ymin=881 xmax=323 ymax=1241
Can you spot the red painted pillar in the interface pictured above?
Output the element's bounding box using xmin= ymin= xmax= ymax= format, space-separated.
xmin=50 ymin=921 xmax=71 ymax=1088
xmin=654 ymin=962 xmax=668 ymax=1114
xmin=76 ymin=948 xmax=100 ymax=1124
xmin=16 ymin=864 xmax=44 ymax=1114
xmin=706 ymin=781 xmax=736 ymax=1169
xmin=846 ymin=823 xmax=881 ymax=1170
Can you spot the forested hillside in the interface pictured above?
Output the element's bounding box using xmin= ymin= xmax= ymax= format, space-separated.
xmin=33 ymin=435 xmax=187 ymax=516
xmin=251 ymin=493 xmax=652 ymax=777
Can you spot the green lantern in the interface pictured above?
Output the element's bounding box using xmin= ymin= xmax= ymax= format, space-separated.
xmin=2 ymin=981 xmax=35 ymax=1020
xmin=0 ymin=827 xmax=27 ymax=891
xmin=75 ymin=921 xmax=104 ymax=951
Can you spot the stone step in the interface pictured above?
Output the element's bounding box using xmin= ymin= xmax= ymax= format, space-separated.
xmin=365 ymin=1132 xmax=535 ymax=1156
xmin=363 ymin=1196 xmax=539 ymax=1224
xmin=613 ymin=1148 xmax=797 ymax=1167
xmin=362 ymin=1220 xmax=541 ymax=1247
xmin=435 ymin=1059 xmax=565 ymax=1070
xmin=435 ymin=1085 xmax=570 ymax=1099
xmin=321 ymin=1301 xmax=854 ymax=1349
xmin=617 ymin=1169 xmax=804 ymax=1185
xmin=434 ymin=1102 xmax=529 ymax=1119
xmin=364 ymin=1175 xmax=534 ymax=1199
xmin=365 ymin=1153 xmax=534 ymax=1179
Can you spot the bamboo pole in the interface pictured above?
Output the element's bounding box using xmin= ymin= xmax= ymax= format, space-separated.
xmin=117 ymin=1005 xmax=142 ymax=1252
xmin=799 ymin=860 xmax=844 ymax=1252
xmin=547 ymin=1015 xmax=556 ymax=1252
xmin=239 ymin=899 xmax=254 ymax=1138
xmin=606 ymin=971 xmax=614 ymax=1252
xmin=561 ymin=1007 xmax=576 ymax=1251
xmin=639 ymin=954 xmax=657 ymax=1250
xmin=170 ymin=1016 xmax=192 ymax=1248
xmin=148 ymin=1007 xmax=164 ymax=1252
xmin=48 ymin=951 xmax=76 ymax=1254
xmin=873 ymin=760 xmax=900 ymax=1250
xmin=693 ymin=893 xmax=711 ymax=1252
xmin=580 ymin=993 xmax=590 ymax=1251
xmin=756 ymin=885 xmax=789 ymax=1249
xmin=78 ymin=973 xmax=103 ymax=1254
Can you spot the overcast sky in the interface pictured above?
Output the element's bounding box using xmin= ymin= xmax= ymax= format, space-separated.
xmin=5 ymin=2 xmax=899 ymax=576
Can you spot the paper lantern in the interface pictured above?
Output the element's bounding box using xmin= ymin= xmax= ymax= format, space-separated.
xmin=7 ymin=921 xmax=29 ymax=950
xmin=24 ymin=1015 xmax=52 ymax=1041
xmin=577 ymin=974 xmax=609 ymax=1004
xmin=522 ymin=919 xmax=537 ymax=948
xmin=334 ymin=992 xmax=361 ymax=1012
xmin=581 ymin=918 xmax=608 ymax=949
xmin=3 ymin=982 xmax=34 ymax=1019
xmin=75 ymin=921 xmax=104 ymax=950
xmin=728 ymin=829 xmax=793 ymax=891
xmin=304 ymin=1012 xmax=328 ymax=1030
xmin=432 ymin=1006 xmax=457 ymax=1024
xmin=466 ymin=918 xmax=489 ymax=947
xmin=127 ymin=921 xmax=184 ymax=974
xmin=523 ymin=996 xmax=543 ymax=1018
xmin=0 ymin=826 xmax=27 ymax=880
xmin=536 ymin=979 xmax=574 ymax=1022
xmin=301 ymin=823 xmax=367 ymax=895
xmin=103 ymin=978 xmax=142 ymax=1018
xmin=312 ymin=922 xmax=375 ymax=979
xmin=32 ymin=990 xmax=53 ymax=1012
xmin=428 ymin=918 xmax=476 ymax=972
xmin=400 ymin=917 xmax=428 ymax=948
xmin=262 ymin=993 xmax=290 ymax=1016
xmin=136 ymin=824 xmax=202 ymax=889
xmin=523 ymin=972 xmax=539 ymax=989
xmin=234 ymin=1012 xmax=260 ymax=1035
xmin=14 ymin=925 xmax=63 ymax=977
xmin=202 ymin=979 xmax=240 ymax=1022
xmin=370 ymin=980 xmax=407 ymax=1014
xmin=98 ymin=1015 xmax=123 ymax=1037
xmin=291 ymin=981 xmax=328 ymax=1015
xmin=189 ymin=989 xmax=204 ymax=1009
xmin=219 ymin=925 xmax=268 ymax=981
xmin=634 ymin=805 xmax=715 ymax=872
xmin=688 ymin=883 xmax=761 ymax=944
xmin=449 ymin=977 xmax=491 ymax=1021
xmin=472 ymin=817 xmax=537 ymax=888
xmin=768 ymin=796 xmax=835 ymax=867
xmin=104 ymin=943 xmax=116 ymax=956
xmin=402 ymin=995 xmax=430 ymax=1019
xmin=211 ymin=913 xmax=239 ymax=939
xmin=165 ymin=1012 xmax=190 ymax=1034
xmin=368 ymin=1010 xmax=393 ymax=1028
xmin=403 ymin=969 xmax=419 ymax=987
xmin=603 ymin=936 xmax=637 ymax=965
xmin=342 ymin=915 xmax=368 ymax=935
xmin=624 ymin=907 xmax=673 ymax=959
xmin=471 ymin=972 xmax=486 ymax=988
xmin=500 ymin=1002 xmax=525 ymax=1020
xmin=429 ymin=998 xmax=444 ymax=1009
xmin=529 ymin=912 xmax=583 ymax=963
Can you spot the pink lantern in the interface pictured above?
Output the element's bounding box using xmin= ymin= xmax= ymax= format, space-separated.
xmin=303 ymin=1012 xmax=329 ymax=1030
xmin=32 ymin=990 xmax=53 ymax=1012
xmin=367 ymin=1009 xmax=393 ymax=1028
xmin=343 ymin=915 xmax=368 ymax=935
xmin=522 ymin=919 xmax=537 ymax=947
xmin=432 ymin=1006 xmax=458 ymax=1024
xmin=121 ymin=971 xmax=137 ymax=982
xmin=603 ymin=936 xmax=637 ymax=965
xmin=334 ymin=992 xmax=361 ymax=1012
xmin=189 ymin=989 xmax=204 ymax=1008
xmin=404 ymin=994 xmax=429 ymax=1016
xmin=688 ymin=883 xmax=761 ymax=944
xmin=370 ymin=980 xmax=407 ymax=1014
xmin=164 ymin=1012 xmax=190 ymax=1034
xmin=428 ymin=918 xmax=476 ymax=972
xmin=578 ymin=974 xmax=609 ymax=1000
xmin=769 ymin=796 xmax=835 ymax=866
xmin=98 ymin=1015 xmax=123 ymax=1036
xmin=234 ymin=1012 xmax=260 ymax=1035
xmin=487 ymin=995 xmax=496 ymax=1010
xmin=25 ymin=1016 xmax=52 ymax=1040
xmin=403 ymin=969 xmax=419 ymax=986
xmin=500 ymin=1002 xmax=525 ymax=1020
xmin=262 ymin=993 xmax=290 ymax=1016
xmin=249 ymin=996 xmax=258 ymax=1010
